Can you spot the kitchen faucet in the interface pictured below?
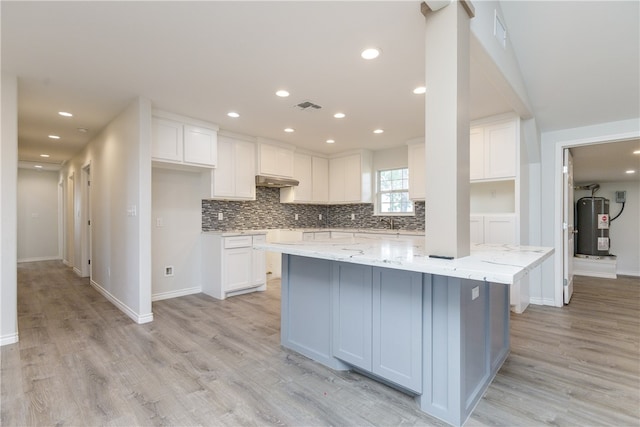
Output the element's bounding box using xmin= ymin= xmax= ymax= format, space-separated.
xmin=380 ymin=217 xmax=395 ymax=230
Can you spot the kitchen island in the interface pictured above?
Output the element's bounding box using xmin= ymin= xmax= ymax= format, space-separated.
xmin=255 ymin=236 xmax=553 ymax=426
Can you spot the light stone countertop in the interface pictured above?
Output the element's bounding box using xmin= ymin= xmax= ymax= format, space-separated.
xmin=254 ymin=237 xmax=553 ymax=285
xmin=202 ymin=230 xmax=268 ymax=237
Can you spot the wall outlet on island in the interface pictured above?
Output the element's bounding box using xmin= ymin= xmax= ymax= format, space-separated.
xmin=218 ymin=212 xmax=223 ymax=220
xmin=351 ymin=213 xmax=355 ymax=220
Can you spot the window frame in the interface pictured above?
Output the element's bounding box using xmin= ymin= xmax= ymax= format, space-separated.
xmin=374 ymin=167 xmax=415 ymax=217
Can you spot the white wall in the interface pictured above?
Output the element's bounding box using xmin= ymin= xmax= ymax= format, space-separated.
xmin=1 ymin=73 xmax=19 ymax=346
xmin=372 ymin=145 xmax=408 ymax=172
xmin=539 ymin=118 xmax=640 ymax=306
xmin=152 ymin=167 xmax=203 ymax=300
xmin=17 ymin=168 xmax=59 ymax=262
xmin=575 ymin=181 xmax=640 ymax=276
xmin=61 ymin=97 xmax=153 ymax=324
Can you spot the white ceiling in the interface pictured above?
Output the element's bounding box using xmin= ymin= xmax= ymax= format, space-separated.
xmin=2 ymin=1 xmax=639 ymax=181
xmin=571 ymin=139 xmax=640 ymax=184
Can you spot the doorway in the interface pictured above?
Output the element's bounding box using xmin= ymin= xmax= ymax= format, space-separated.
xmin=80 ymin=163 xmax=92 ymax=278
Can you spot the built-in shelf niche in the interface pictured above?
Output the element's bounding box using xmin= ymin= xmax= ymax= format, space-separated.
xmin=470 ymin=179 xmax=515 ymax=214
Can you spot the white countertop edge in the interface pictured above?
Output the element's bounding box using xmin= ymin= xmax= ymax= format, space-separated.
xmin=254 ymin=239 xmax=553 ymax=285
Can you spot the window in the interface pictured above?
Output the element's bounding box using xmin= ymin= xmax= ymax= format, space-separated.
xmin=377 ymin=168 xmax=413 ymax=214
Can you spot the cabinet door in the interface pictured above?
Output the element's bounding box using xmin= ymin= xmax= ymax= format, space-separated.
xmin=252 ymin=235 xmax=266 ymax=286
xmin=184 ymin=125 xmax=217 ymax=166
xmin=469 ymin=127 xmax=484 ymax=180
xmin=302 ymin=232 xmax=314 ymax=241
xmin=234 ymin=140 xmax=256 ymax=199
xmin=343 ymin=154 xmax=362 ymax=202
xmin=484 ymin=121 xmax=516 ymax=179
xmin=408 ymin=143 xmax=426 ymax=201
xmin=372 ymin=268 xmax=423 ymax=393
xmin=259 ymin=144 xmax=294 ymax=177
xmin=312 ymin=157 xmax=329 ymax=203
xmin=223 ymin=247 xmax=253 ymax=292
xmin=470 ymin=215 xmax=485 ymax=244
xmin=212 ymin=136 xmax=235 ymax=197
xmin=329 ymin=156 xmax=346 ymax=202
xmin=152 ymin=118 xmax=183 ymax=162
xmin=293 ymin=153 xmax=312 ymax=202
xmin=484 ymin=215 xmax=516 ymax=244
xmin=332 ymin=262 xmax=373 ymax=370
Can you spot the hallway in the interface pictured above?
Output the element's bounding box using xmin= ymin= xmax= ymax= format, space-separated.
xmin=2 ymin=261 xmax=638 ymax=426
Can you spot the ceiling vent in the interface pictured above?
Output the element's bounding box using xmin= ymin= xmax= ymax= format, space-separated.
xmin=294 ymin=100 xmax=322 ymax=111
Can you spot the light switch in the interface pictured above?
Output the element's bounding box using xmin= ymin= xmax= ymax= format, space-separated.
xmin=218 ymin=212 xmax=223 ymax=220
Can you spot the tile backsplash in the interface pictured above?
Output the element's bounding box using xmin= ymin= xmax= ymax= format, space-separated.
xmin=202 ymin=187 xmax=425 ymax=231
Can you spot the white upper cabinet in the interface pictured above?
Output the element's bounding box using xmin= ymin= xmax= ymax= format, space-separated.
xmin=281 ymin=153 xmax=330 ymax=204
xmin=257 ymin=140 xmax=294 ymax=178
xmin=329 ymin=150 xmax=372 ymax=204
xmin=183 ymin=125 xmax=217 ymax=166
xmin=206 ymin=135 xmax=255 ymax=200
xmin=469 ymin=117 xmax=517 ymax=181
xmin=151 ymin=111 xmax=218 ymax=168
xmin=407 ymin=139 xmax=425 ymax=201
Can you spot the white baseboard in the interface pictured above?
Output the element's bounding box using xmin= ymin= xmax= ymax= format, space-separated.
xmin=616 ymin=270 xmax=640 ymax=278
xmin=18 ymin=256 xmax=61 ymax=263
xmin=0 ymin=332 xmax=19 ymax=346
xmin=63 ymin=259 xmax=72 ymax=267
xmin=90 ymin=279 xmax=154 ymax=324
xmin=152 ymin=286 xmax=202 ymax=302
xmin=574 ymin=270 xmax=617 ymax=279
xmin=529 ymin=297 xmax=556 ymax=306
xmin=73 ymin=267 xmax=82 ymax=277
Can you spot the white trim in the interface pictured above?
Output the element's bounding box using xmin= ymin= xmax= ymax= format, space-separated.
xmin=529 ymin=297 xmax=556 ymax=306
xmin=62 ymin=259 xmax=72 ymax=267
xmin=617 ymin=270 xmax=640 ymax=278
xmin=73 ymin=267 xmax=82 ymax=277
xmin=573 ymin=270 xmax=617 ymax=279
xmin=18 ymin=256 xmax=61 ymax=263
xmin=0 ymin=332 xmax=19 ymax=346
xmin=553 ymin=130 xmax=640 ymax=308
xmin=90 ymin=279 xmax=154 ymax=324
xmin=152 ymin=286 xmax=202 ymax=302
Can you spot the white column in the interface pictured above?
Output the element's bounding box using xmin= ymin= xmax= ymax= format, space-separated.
xmin=423 ymin=1 xmax=472 ymax=258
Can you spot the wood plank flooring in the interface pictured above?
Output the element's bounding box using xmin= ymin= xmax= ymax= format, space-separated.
xmin=2 ymin=261 xmax=639 ymax=426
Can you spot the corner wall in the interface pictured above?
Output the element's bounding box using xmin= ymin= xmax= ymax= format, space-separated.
xmin=1 ymin=73 xmax=18 ymax=346
xmin=61 ymin=97 xmax=153 ymax=324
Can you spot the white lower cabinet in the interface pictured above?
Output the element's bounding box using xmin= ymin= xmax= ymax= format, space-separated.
xmin=202 ymin=233 xmax=266 ymax=300
xmin=470 ymin=214 xmax=517 ymax=245
xmin=330 ymin=231 xmax=353 ymax=239
xmin=302 ymin=231 xmax=331 ymax=241
xmin=332 ymin=263 xmax=422 ymax=393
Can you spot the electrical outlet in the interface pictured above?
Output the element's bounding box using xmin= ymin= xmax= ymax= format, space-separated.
xmin=164 ymin=266 xmax=174 ymax=277
xmin=319 ymin=214 xmax=322 ymax=220
xmin=218 ymin=212 xmax=223 ymax=220
xmin=351 ymin=213 xmax=355 ymax=220
xmin=295 ymin=214 xmax=299 ymax=220
xmin=156 ymin=217 xmax=163 ymax=227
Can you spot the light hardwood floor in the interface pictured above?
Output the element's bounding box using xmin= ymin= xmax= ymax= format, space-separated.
xmin=2 ymin=261 xmax=639 ymax=426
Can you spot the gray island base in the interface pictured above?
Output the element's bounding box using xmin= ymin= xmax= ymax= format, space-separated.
xmin=255 ymin=237 xmax=553 ymax=426
xmin=281 ymin=254 xmax=510 ymax=426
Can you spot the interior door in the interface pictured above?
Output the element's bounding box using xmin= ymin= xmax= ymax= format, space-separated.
xmin=563 ymin=148 xmax=575 ymax=304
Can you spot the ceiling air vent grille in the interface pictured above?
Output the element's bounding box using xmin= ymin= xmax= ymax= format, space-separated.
xmin=294 ymin=100 xmax=322 ymax=111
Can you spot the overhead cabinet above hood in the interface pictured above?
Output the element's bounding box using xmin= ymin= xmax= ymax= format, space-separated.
xmin=255 ymin=175 xmax=299 ymax=188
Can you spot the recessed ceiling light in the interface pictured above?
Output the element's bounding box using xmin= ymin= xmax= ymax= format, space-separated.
xmin=34 ymin=165 xmax=43 ymax=169
xmin=58 ymin=111 xmax=73 ymax=117
xmin=284 ymin=128 xmax=295 ymax=133
xmin=625 ymin=170 xmax=636 ymax=174
xmin=326 ymin=139 xmax=335 ymax=144
xmin=413 ymin=86 xmax=426 ymax=94
xmin=634 ymin=150 xmax=640 ymax=155
xmin=40 ymin=154 xmax=50 ymax=158
xmin=373 ymin=129 xmax=384 ymax=134
xmin=334 ymin=113 xmax=346 ymax=119
xmin=227 ymin=112 xmax=240 ymax=118
xmin=48 ymin=135 xmax=60 ymax=139
xmin=276 ymin=90 xmax=290 ymax=97
xmin=361 ymin=48 xmax=381 ymax=60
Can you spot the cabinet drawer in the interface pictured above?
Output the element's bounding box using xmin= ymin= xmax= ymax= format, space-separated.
xmin=252 ymin=235 xmax=266 ymax=244
xmin=224 ymin=235 xmax=253 ymax=248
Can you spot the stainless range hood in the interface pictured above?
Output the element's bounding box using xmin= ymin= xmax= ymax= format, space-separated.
xmin=255 ymin=175 xmax=299 ymax=188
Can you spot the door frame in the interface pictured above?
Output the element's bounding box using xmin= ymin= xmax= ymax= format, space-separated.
xmin=80 ymin=162 xmax=92 ymax=278
xmin=553 ymin=131 xmax=639 ymax=306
